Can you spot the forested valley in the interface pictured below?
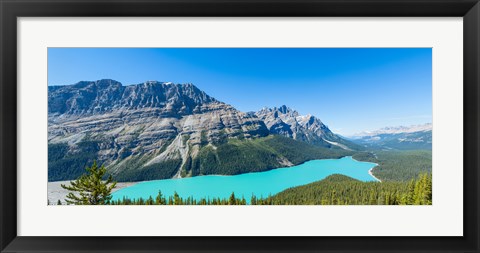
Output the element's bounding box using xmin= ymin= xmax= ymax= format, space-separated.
xmin=54 ymin=148 xmax=432 ymax=205
xmin=109 ymin=173 xmax=431 ymax=205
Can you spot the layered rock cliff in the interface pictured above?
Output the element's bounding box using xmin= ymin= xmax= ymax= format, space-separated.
xmin=48 ymin=80 xmax=353 ymax=182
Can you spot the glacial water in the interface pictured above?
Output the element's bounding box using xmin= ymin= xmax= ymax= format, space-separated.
xmin=111 ymin=156 xmax=378 ymax=202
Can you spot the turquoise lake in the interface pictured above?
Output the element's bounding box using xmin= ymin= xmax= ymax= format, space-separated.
xmin=111 ymin=156 xmax=378 ymax=202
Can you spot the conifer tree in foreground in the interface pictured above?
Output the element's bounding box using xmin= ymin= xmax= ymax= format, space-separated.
xmin=61 ymin=161 xmax=117 ymax=205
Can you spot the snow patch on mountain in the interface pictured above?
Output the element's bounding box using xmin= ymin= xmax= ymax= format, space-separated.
xmin=322 ymin=139 xmax=352 ymax=151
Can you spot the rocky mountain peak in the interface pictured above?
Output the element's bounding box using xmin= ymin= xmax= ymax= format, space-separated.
xmin=254 ymin=106 xmax=353 ymax=150
xmin=275 ymin=105 xmax=298 ymax=116
xmin=277 ymin=105 xmax=289 ymax=114
xmin=296 ymin=114 xmax=324 ymax=129
xmin=48 ymin=80 xmax=217 ymax=116
xmin=256 ymin=105 xmax=300 ymax=119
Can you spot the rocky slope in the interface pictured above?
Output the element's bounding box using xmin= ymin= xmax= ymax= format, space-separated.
xmin=48 ymin=80 xmax=353 ymax=182
xmin=255 ymin=105 xmax=358 ymax=150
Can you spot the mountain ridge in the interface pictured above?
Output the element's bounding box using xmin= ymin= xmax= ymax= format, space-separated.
xmin=49 ymin=79 xmax=218 ymax=117
xmin=349 ymin=123 xmax=432 ymax=150
xmin=350 ymin=123 xmax=432 ymax=138
xmin=48 ymin=79 xmax=357 ymax=182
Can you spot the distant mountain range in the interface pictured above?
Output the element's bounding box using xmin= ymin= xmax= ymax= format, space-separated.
xmin=349 ymin=123 xmax=432 ymax=150
xmin=48 ymin=79 xmax=358 ymax=182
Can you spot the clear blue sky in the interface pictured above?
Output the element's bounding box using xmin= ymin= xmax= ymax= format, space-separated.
xmin=48 ymin=48 xmax=432 ymax=136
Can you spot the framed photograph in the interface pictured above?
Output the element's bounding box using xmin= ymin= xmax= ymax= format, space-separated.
xmin=1 ymin=0 xmax=479 ymax=252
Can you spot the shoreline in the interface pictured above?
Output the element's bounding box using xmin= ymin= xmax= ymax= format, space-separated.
xmin=368 ymin=167 xmax=382 ymax=182
xmin=350 ymin=156 xmax=382 ymax=182
xmin=48 ymin=181 xmax=138 ymax=205
xmin=118 ymin=155 xmax=352 ymax=183
xmin=49 ymin=156 xmax=382 ymax=204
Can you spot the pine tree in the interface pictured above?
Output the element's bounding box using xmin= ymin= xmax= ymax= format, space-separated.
xmin=406 ymin=178 xmax=416 ymax=205
xmin=368 ymin=189 xmax=377 ymax=205
xmin=57 ymin=199 xmax=62 ymax=205
xmin=155 ymin=191 xmax=166 ymax=205
xmin=331 ymin=190 xmax=337 ymax=205
xmin=61 ymin=161 xmax=117 ymax=205
xmin=229 ymin=192 xmax=236 ymax=205
xmin=146 ymin=196 xmax=154 ymax=205
xmin=250 ymin=194 xmax=257 ymax=205
xmin=173 ymin=191 xmax=181 ymax=205
xmin=424 ymin=174 xmax=432 ymax=205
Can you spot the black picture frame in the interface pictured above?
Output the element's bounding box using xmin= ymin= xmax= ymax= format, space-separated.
xmin=1 ymin=0 xmax=479 ymax=252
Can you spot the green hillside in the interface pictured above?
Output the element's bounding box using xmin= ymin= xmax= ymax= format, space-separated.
xmin=48 ymin=141 xmax=100 ymax=181
xmin=49 ymin=134 xmax=352 ymax=182
xmin=190 ymin=135 xmax=351 ymax=176
xmin=353 ymin=150 xmax=432 ymax=181
xmin=262 ymin=174 xmax=431 ymax=205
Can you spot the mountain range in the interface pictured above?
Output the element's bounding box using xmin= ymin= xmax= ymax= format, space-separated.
xmin=348 ymin=123 xmax=432 ymax=150
xmin=254 ymin=106 xmax=359 ymax=150
xmin=48 ymin=79 xmax=357 ymax=182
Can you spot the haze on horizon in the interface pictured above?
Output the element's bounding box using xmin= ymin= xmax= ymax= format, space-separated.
xmin=48 ymin=48 xmax=432 ymax=136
